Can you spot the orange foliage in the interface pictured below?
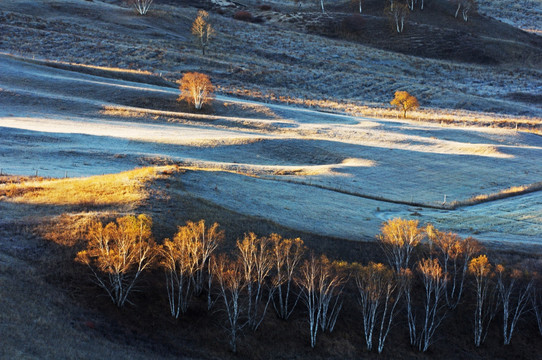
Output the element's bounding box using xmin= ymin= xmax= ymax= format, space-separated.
xmin=390 ymin=91 xmax=420 ymax=118
xmin=469 ymin=255 xmax=492 ymax=278
xmin=76 ymin=214 xmax=157 ymax=307
xmin=177 ymin=72 xmax=214 ymax=110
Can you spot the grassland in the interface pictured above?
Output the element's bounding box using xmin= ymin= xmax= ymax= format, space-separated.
xmin=0 ymin=0 xmax=541 ymax=359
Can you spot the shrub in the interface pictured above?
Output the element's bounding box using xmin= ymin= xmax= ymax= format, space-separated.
xmin=233 ymin=10 xmax=253 ymax=22
xmin=258 ymin=4 xmax=272 ymax=11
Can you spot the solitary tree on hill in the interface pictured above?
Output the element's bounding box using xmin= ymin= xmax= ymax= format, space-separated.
xmin=177 ymin=72 xmax=214 ymax=110
xmin=127 ymin=0 xmax=154 ymax=15
xmin=192 ymin=10 xmax=214 ymax=55
xmin=390 ymin=91 xmax=420 ymax=118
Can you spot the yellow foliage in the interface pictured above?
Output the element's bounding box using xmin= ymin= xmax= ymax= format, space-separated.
xmin=76 ymin=214 xmax=156 ymax=275
xmin=379 ymin=218 xmax=424 ymax=248
xmin=390 ymin=91 xmax=420 ymax=118
xmin=177 ymin=72 xmax=214 ymax=110
xmin=418 ymin=258 xmax=444 ymax=281
xmin=191 ymin=10 xmax=214 ymax=55
xmin=468 ymin=255 xmax=491 ymax=277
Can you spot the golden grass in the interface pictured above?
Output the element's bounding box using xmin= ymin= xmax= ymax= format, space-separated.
xmin=217 ymin=86 xmax=541 ymax=133
xmin=450 ymin=181 xmax=542 ymax=208
xmin=0 ymin=166 xmax=177 ymax=207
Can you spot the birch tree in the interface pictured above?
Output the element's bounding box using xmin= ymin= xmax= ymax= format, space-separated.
xmin=453 ymin=0 xmax=475 ymax=22
xmin=416 ymin=258 xmax=448 ymax=352
xmin=213 ymin=255 xmax=246 ymax=353
xmin=496 ymin=265 xmax=534 ymax=345
xmin=352 ymin=0 xmax=363 ymax=13
xmin=399 ymin=268 xmax=417 ymax=346
xmin=75 ymin=215 xmax=157 ymax=307
xmin=237 ymin=233 xmax=273 ymax=330
xmin=270 ymin=234 xmax=305 ymax=320
xmin=177 ymin=72 xmax=214 ymax=111
xmin=317 ymin=0 xmax=326 ymax=13
xmin=427 ymin=226 xmax=482 ymax=309
xmin=192 ymin=10 xmax=214 ymax=55
xmin=126 ymin=0 xmax=154 ymax=15
xmin=468 ymin=255 xmax=497 ymax=347
xmin=354 ymin=262 xmax=402 ymax=353
xmin=387 ymin=3 xmax=409 ymax=33
xmin=160 ymin=225 xmax=203 ymax=318
xmin=378 ymin=218 xmax=424 ymax=274
xmin=297 ymin=254 xmax=345 ymax=348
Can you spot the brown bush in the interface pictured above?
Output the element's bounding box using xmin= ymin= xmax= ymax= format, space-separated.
xmin=233 ymin=11 xmax=253 ymax=22
xmin=258 ymin=5 xmax=272 ymax=11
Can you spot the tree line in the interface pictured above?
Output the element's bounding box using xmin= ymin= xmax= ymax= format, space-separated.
xmin=75 ymin=215 xmax=542 ymax=353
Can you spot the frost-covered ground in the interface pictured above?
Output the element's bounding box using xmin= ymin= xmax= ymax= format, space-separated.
xmin=477 ymin=0 xmax=542 ymax=35
xmin=1 ymin=0 xmax=541 ymax=118
xmin=1 ymin=54 xmax=541 ymax=250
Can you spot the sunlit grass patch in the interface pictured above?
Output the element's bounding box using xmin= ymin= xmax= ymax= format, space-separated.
xmin=0 ymin=166 xmax=177 ymax=207
xmin=450 ymin=181 xmax=542 ymax=208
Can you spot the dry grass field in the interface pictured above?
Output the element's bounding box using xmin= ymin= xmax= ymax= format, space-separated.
xmin=0 ymin=0 xmax=541 ymax=359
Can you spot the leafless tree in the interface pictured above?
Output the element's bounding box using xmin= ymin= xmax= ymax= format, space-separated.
xmin=399 ymin=268 xmax=417 ymax=346
xmin=387 ymin=3 xmax=409 ymax=33
xmin=297 ymin=254 xmax=345 ymax=348
xmin=351 ymin=0 xmax=363 ymax=13
xmin=454 ymin=0 xmax=475 ymax=22
xmin=427 ymin=226 xmax=482 ymax=309
xmin=317 ymin=0 xmax=326 ymax=13
xmin=75 ymin=215 xmax=157 ymax=307
xmin=213 ymin=255 xmax=246 ymax=353
xmin=237 ymin=233 xmax=273 ymax=330
xmin=354 ymin=262 xmax=402 ymax=353
xmin=126 ymin=0 xmax=154 ymax=15
xmin=378 ymin=218 xmax=424 ymax=274
xmin=468 ymin=255 xmax=498 ymax=347
xmin=496 ymin=265 xmax=534 ymax=345
xmin=270 ymin=234 xmax=305 ymax=320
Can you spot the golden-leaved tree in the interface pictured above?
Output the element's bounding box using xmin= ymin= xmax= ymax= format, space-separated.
xmin=76 ymin=214 xmax=157 ymax=307
xmin=177 ymin=72 xmax=214 ymax=110
xmin=192 ymin=10 xmax=214 ymax=55
xmin=390 ymin=91 xmax=420 ymax=118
